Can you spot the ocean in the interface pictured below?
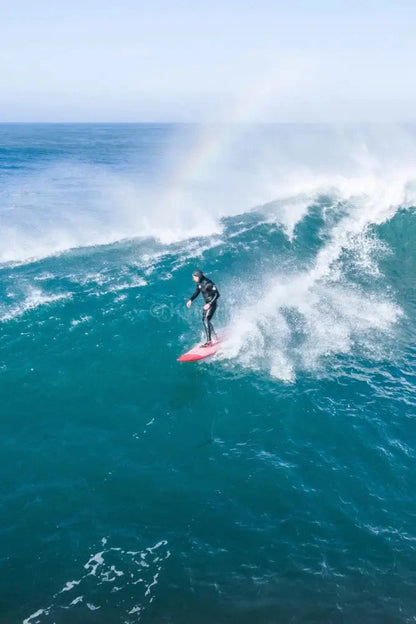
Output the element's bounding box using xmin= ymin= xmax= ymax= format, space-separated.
xmin=1 ymin=123 xmax=416 ymax=623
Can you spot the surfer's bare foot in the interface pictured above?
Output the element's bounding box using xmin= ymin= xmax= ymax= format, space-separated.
xmin=200 ymin=341 xmax=212 ymax=348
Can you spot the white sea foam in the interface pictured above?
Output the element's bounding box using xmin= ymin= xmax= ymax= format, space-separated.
xmin=221 ymin=187 xmax=405 ymax=381
xmin=84 ymin=551 xmax=105 ymax=576
xmin=0 ymin=287 xmax=71 ymax=323
xmin=59 ymin=580 xmax=81 ymax=593
xmin=106 ymin=276 xmax=147 ymax=293
xmin=22 ymin=538 xmax=171 ymax=623
xmin=23 ymin=609 xmax=47 ymax=624
xmin=70 ymin=315 xmax=92 ymax=328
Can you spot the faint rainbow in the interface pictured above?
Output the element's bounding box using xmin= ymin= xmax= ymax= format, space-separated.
xmin=160 ymin=77 xmax=277 ymax=211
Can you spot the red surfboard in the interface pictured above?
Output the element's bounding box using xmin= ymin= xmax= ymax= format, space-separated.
xmin=177 ymin=338 xmax=221 ymax=362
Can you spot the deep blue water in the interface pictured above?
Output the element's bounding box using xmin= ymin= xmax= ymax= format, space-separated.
xmin=1 ymin=123 xmax=416 ymax=623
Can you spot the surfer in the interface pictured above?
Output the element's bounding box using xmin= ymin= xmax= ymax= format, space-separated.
xmin=186 ymin=270 xmax=220 ymax=347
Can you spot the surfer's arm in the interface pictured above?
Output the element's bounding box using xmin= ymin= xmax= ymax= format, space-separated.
xmin=187 ymin=287 xmax=200 ymax=307
xmin=189 ymin=287 xmax=200 ymax=302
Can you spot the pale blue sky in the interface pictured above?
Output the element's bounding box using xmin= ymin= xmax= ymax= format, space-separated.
xmin=1 ymin=0 xmax=415 ymax=121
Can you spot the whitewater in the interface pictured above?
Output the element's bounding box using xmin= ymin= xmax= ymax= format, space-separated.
xmin=1 ymin=123 xmax=416 ymax=623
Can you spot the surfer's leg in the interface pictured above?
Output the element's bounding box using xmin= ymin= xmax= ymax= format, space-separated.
xmin=202 ymin=308 xmax=211 ymax=343
xmin=206 ymin=303 xmax=217 ymax=341
xmin=202 ymin=303 xmax=218 ymax=345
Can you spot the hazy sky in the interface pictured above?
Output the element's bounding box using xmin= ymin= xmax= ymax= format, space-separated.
xmin=1 ymin=0 xmax=415 ymax=122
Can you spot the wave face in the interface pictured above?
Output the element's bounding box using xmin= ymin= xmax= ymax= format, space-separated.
xmin=1 ymin=123 xmax=416 ymax=623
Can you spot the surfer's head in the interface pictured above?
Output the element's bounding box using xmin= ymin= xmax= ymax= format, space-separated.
xmin=192 ymin=269 xmax=203 ymax=283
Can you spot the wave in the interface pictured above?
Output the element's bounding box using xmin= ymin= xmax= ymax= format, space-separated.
xmin=2 ymin=123 xmax=416 ymax=266
xmin=1 ymin=124 xmax=415 ymax=382
xmin=220 ymin=190 xmax=409 ymax=381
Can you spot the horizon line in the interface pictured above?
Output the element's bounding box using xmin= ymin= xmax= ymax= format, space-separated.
xmin=1 ymin=120 xmax=416 ymax=125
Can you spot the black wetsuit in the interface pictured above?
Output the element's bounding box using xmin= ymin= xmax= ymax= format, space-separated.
xmin=189 ymin=275 xmax=220 ymax=343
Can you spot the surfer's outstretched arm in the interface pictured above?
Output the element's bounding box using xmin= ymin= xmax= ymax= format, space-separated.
xmin=190 ymin=287 xmax=200 ymax=301
xmin=186 ymin=286 xmax=200 ymax=308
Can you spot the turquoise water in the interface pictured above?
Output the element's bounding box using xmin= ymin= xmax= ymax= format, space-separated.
xmin=1 ymin=124 xmax=416 ymax=623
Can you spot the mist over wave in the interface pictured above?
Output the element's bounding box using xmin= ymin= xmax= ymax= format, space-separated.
xmin=2 ymin=123 xmax=416 ymax=265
